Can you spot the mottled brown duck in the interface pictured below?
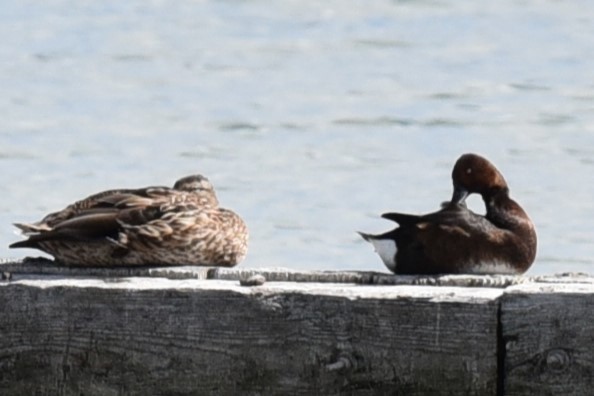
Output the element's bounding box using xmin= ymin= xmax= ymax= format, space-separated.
xmin=10 ymin=175 xmax=248 ymax=267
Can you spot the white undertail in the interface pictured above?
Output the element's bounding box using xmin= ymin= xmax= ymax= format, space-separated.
xmin=368 ymin=238 xmax=397 ymax=272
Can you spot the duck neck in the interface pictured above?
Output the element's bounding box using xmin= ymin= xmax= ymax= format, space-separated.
xmin=483 ymin=188 xmax=524 ymax=229
xmin=483 ymin=188 xmax=537 ymax=267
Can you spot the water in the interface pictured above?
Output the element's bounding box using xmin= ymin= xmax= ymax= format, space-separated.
xmin=1 ymin=0 xmax=593 ymax=275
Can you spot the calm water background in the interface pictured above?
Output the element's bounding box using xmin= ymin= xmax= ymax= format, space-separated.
xmin=1 ymin=1 xmax=593 ymax=275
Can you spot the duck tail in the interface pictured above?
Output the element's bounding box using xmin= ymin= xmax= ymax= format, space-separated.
xmin=13 ymin=222 xmax=50 ymax=235
xmin=357 ymin=231 xmax=376 ymax=242
xmin=9 ymin=238 xmax=40 ymax=249
xmin=381 ymin=212 xmax=421 ymax=226
xmin=357 ymin=231 xmax=398 ymax=272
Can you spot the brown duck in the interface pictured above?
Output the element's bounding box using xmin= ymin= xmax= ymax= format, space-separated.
xmin=359 ymin=153 xmax=537 ymax=275
xmin=10 ymin=175 xmax=248 ymax=267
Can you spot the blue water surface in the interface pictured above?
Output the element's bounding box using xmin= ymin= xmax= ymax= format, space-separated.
xmin=1 ymin=0 xmax=593 ymax=274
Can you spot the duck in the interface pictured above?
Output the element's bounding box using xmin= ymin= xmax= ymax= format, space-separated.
xmin=359 ymin=153 xmax=537 ymax=275
xmin=9 ymin=174 xmax=248 ymax=267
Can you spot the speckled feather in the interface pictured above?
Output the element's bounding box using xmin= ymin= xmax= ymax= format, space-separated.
xmin=14 ymin=175 xmax=219 ymax=234
xmin=10 ymin=175 xmax=248 ymax=267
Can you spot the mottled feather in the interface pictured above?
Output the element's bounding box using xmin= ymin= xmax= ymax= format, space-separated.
xmin=10 ymin=175 xmax=247 ymax=267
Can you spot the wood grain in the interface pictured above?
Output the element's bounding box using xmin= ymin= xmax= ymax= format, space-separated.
xmin=2 ymin=259 xmax=592 ymax=395
xmin=501 ymin=282 xmax=594 ymax=396
xmin=0 ymin=277 xmax=502 ymax=395
xmin=1 ymin=258 xmax=525 ymax=287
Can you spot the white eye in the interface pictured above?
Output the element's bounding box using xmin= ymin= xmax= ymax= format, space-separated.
xmin=466 ymin=168 xmax=472 ymax=174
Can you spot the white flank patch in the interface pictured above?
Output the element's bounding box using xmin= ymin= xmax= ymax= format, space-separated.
xmin=369 ymin=238 xmax=397 ymax=272
xmin=467 ymin=261 xmax=517 ymax=275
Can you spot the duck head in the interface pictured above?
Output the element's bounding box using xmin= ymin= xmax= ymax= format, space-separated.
xmin=173 ymin=174 xmax=219 ymax=206
xmin=451 ymin=153 xmax=508 ymax=204
xmin=174 ymin=174 xmax=215 ymax=193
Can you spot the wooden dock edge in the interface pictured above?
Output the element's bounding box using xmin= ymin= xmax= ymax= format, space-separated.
xmin=0 ymin=258 xmax=592 ymax=395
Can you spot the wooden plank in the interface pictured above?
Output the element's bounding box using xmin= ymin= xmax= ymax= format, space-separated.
xmin=0 ymin=277 xmax=502 ymax=395
xmin=2 ymin=258 xmax=524 ymax=288
xmin=211 ymin=267 xmax=525 ymax=288
xmin=0 ymin=257 xmax=211 ymax=279
xmin=501 ymin=282 xmax=594 ymax=396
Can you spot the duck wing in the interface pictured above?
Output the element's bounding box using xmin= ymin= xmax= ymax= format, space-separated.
xmin=9 ymin=211 xmax=122 ymax=249
xmin=395 ymin=204 xmax=506 ymax=274
xmin=9 ymin=201 xmax=168 ymax=249
xmin=118 ymin=203 xmax=201 ymax=242
xmin=14 ymin=187 xmax=173 ymax=234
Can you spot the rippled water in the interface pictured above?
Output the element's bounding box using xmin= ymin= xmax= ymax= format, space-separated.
xmin=1 ymin=1 xmax=593 ymax=275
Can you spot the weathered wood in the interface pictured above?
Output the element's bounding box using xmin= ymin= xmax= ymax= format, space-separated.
xmin=0 ymin=277 xmax=502 ymax=395
xmin=211 ymin=267 xmax=526 ymax=288
xmin=210 ymin=266 xmax=378 ymax=284
xmin=0 ymin=257 xmax=211 ymax=279
xmin=2 ymin=258 xmax=525 ymax=288
xmin=1 ymin=259 xmax=593 ymax=395
xmin=501 ymin=282 xmax=594 ymax=396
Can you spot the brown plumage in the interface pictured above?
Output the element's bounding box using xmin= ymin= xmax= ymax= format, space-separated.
xmin=9 ymin=175 xmax=248 ymax=267
xmin=359 ymin=153 xmax=537 ymax=275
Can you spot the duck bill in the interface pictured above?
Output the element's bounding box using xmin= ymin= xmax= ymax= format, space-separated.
xmin=451 ymin=185 xmax=470 ymax=205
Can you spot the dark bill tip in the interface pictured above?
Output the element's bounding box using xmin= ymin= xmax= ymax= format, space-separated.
xmin=451 ymin=185 xmax=470 ymax=205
